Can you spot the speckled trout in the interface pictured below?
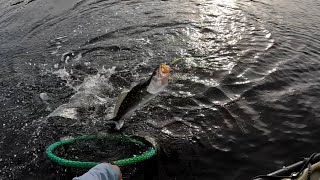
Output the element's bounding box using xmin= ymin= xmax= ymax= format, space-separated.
xmin=107 ymin=63 xmax=171 ymax=130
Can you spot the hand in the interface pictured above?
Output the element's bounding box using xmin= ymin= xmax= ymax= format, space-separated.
xmin=110 ymin=165 xmax=122 ymax=180
xmin=102 ymin=163 xmax=122 ymax=180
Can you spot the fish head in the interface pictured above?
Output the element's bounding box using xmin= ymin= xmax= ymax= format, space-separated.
xmin=147 ymin=63 xmax=171 ymax=94
xmin=157 ymin=63 xmax=171 ymax=79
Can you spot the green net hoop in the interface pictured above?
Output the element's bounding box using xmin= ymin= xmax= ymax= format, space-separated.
xmin=45 ymin=133 xmax=157 ymax=169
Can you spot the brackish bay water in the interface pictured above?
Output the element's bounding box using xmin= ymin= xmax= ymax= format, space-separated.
xmin=1 ymin=0 xmax=320 ymax=179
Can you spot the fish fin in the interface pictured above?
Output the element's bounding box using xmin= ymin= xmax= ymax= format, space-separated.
xmin=114 ymin=89 xmax=129 ymax=116
xmin=104 ymin=116 xmax=118 ymax=129
xmin=168 ymin=73 xmax=180 ymax=83
xmin=115 ymin=120 xmax=124 ymax=130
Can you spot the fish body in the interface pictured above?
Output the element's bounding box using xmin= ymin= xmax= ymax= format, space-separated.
xmin=108 ymin=63 xmax=171 ymax=130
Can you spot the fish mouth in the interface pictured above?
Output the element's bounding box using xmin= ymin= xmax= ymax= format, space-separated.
xmin=159 ymin=63 xmax=171 ymax=76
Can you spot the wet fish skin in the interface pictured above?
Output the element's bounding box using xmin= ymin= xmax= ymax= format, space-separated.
xmin=107 ymin=64 xmax=170 ymax=130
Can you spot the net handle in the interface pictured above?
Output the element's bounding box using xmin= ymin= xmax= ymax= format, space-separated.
xmin=45 ymin=134 xmax=157 ymax=169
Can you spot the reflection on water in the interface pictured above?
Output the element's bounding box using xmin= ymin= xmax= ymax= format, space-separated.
xmin=1 ymin=0 xmax=320 ymax=179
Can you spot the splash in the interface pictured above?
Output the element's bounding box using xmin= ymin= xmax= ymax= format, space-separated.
xmin=48 ymin=66 xmax=116 ymax=122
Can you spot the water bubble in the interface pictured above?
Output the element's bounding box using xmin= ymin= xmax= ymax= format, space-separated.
xmin=39 ymin=93 xmax=49 ymax=101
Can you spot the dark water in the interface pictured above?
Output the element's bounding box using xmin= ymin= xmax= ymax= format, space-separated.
xmin=1 ymin=0 xmax=320 ymax=179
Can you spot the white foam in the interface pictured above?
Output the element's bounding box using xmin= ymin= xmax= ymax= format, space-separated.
xmin=48 ymin=106 xmax=78 ymax=119
xmin=52 ymin=68 xmax=70 ymax=80
xmin=48 ymin=66 xmax=116 ymax=121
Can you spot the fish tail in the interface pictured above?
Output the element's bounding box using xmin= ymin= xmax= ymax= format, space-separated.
xmin=105 ymin=117 xmax=123 ymax=130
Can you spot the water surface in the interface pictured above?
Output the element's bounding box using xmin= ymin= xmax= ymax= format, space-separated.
xmin=1 ymin=0 xmax=320 ymax=179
